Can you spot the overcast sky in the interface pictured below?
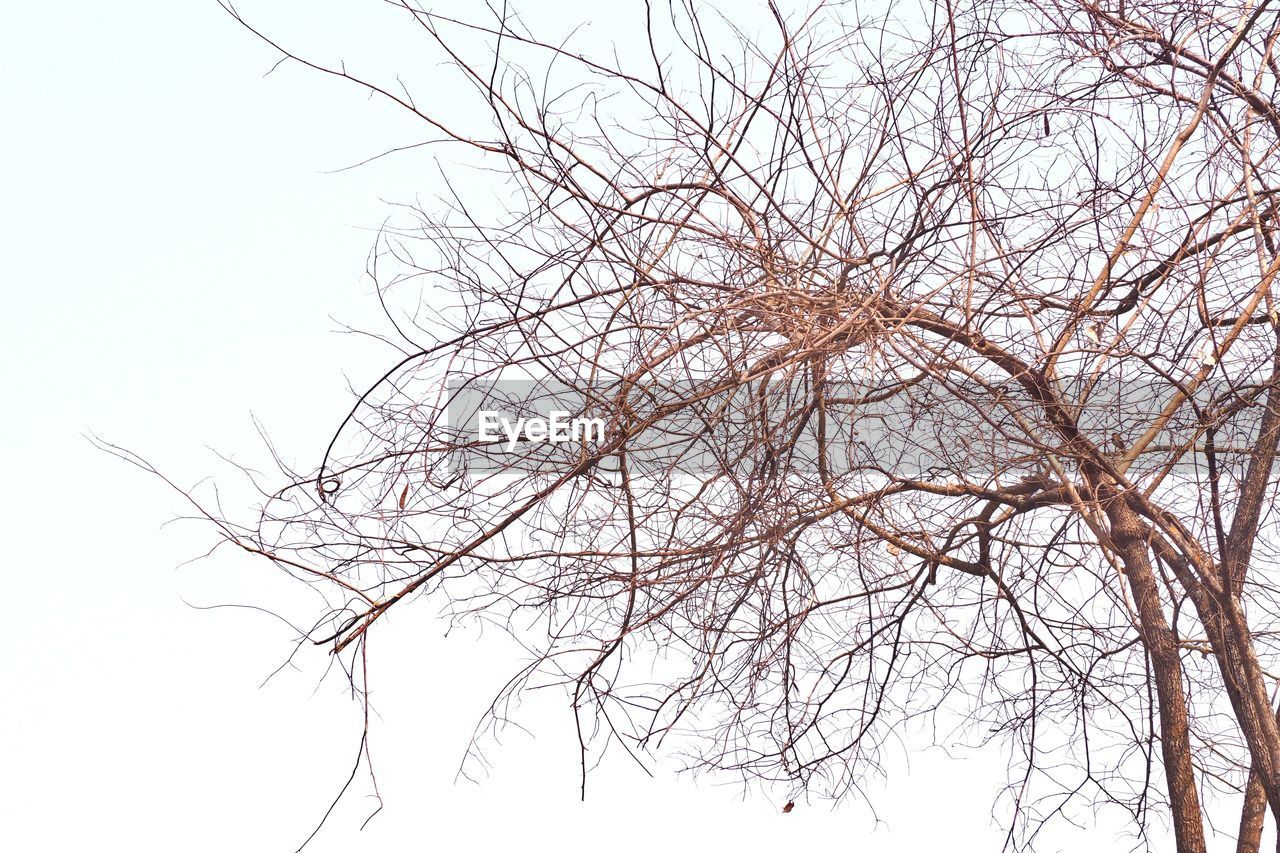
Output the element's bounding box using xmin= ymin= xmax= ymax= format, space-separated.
xmin=0 ymin=3 xmax=1212 ymax=850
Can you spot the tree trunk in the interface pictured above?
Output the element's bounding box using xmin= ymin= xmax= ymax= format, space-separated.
xmin=1238 ymin=766 xmax=1267 ymax=853
xmin=1108 ymin=499 xmax=1208 ymax=853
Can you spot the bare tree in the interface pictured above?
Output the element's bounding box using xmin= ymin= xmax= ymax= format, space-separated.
xmin=144 ymin=0 xmax=1280 ymax=849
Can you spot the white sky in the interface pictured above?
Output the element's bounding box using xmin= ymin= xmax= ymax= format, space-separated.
xmin=0 ymin=2 xmax=1223 ymax=850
